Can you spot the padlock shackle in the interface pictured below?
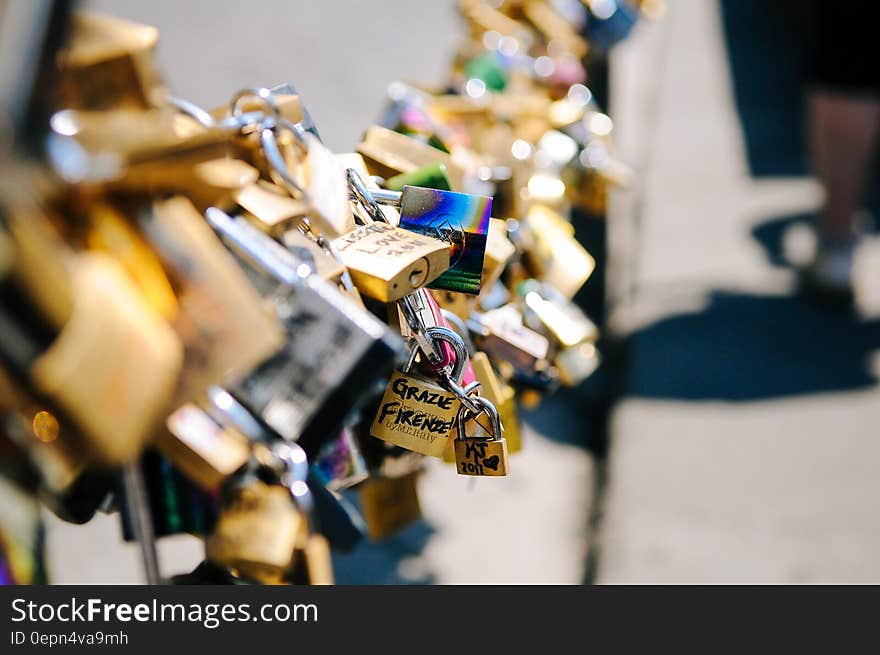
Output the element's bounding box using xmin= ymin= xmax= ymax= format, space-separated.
xmin=424 ymin=326 xmax=468 ymax=385
xmin=205 ymin=207 xmax=309 ymax=286
xmin=455 ymin=395 xmax=503 ymax=441
xmin=370 ymin=188 xmax=403 ymax=207
xmin=346 ymin=168 xmax=387 ymax=225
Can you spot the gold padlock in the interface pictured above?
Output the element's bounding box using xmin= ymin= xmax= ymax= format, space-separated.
xmin=357 ymin=125 xmax=465 ymax=191
xmin=332 ymin=222 xmax=450 ymax=302
xmin=205 ymin=478 xmax=302 ymax=584
xmin=234 ymin=181 xmax=311 ymax=236
xmin=470 ymin=352 xmax=521 ymax=454
xmin=370 ymin=369 xmax=459 ymax=458
xmin=332 ymin=169 xmax=450 ymax=302
xmin=482 ymin=218 xmax=516 ymax=291
xmin=371 ymin=327 xmax=469 ymax=457
xmin=158 ymin=403 xmax=251 ymax=491
xmin=292 ymin=524 xmax=334 ymax=585
xmin=60 ymin=12 xmax=163 ymax=110
xmin=359 ymin=471 xmax=422 ymax=541
xmin=454 ymin=396 xmax=508 ymax=477
xmin=523 ymin=204 xmax=595 ymax=299
xmin=280 ymin=130 xmax=355 ymax=237
xmin=28 ymin=253 xmax=183 ymax=465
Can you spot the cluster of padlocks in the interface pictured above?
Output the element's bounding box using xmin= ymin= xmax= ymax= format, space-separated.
xmin=0 ymin=0 xmax=650 ymax=584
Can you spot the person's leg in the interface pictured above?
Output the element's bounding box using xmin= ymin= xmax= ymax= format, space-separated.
xmin=804 ymin=1 xmax=880 ymax=300
xmin=809 ymin=92 xmax=880 ymax=246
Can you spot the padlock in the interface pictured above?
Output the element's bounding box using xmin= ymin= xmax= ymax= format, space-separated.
xmin=28 ymin=252 xmax=183 ymax=465
xmin=217 ymin=87 xmax=354 ymax=237
xmin=386 ymin=163 xmax=452 ymax=192
xmin=370 ymin=327 xmax=469 ymax=458
xmin=522 ymin=203 xmax=595 ymax=299
xmin=59 ymin=13 xmax=164 ymax=110
xmin=314 ymin=428 xmax=369 ymax=491
xmin=554 ymin=341 xmax=601 ymax=387
xmin=332 ymin=220 xmax=451 ymax=302
xmin=276 ymin=128 xmax=355 ymax=237
xmin=518 ymin=279 xmax=599 ymax=348
xmin=482 ymin=218 xmax=516 ymax=292
xmin=144 ymin=197 xmax=286 ymax=405
xmin=206 ymin=207 xmax=406 ymax=454
xmin=357 ymin=125 xmax=465 ymax=190
xmin=359 ymin=470 xmax=422 ymax=540
xmin=234 ymin=181 xmax=311 ymax=236
xmin=158 ymin=403 xmax=251 ymax=491
xmin=453 ymin=396 xmax=508 ymax=477
xmin=369 ymin=184 xmax=492 ymax=295
xmin=330 ymin=170 xmax=450 ymax=302
xmin=473 ymin=305 xmax=550 ymax=374
xmin=207 ymin=441 xmax=322 ymax=585
xmin=470 ymin=352 xmax=521 ymax=454
xmin=47 ymin=107 xmax=234 ymax=191
xmin=205 ymin=475 xmax=302 ymax=584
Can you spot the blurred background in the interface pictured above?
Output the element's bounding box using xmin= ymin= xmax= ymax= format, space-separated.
xmin=36 ymin=0 xmax=880 ymax=583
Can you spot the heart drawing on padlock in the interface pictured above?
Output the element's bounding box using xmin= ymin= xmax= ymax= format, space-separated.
xmin=483 ymin=455 xmax=499 ymax=471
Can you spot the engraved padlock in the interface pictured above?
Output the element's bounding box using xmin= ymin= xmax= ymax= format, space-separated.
xmin=205 ymin=207 xmax=406 ymax=458
xmin=370 ymin=327 xmax=469 ymax=458
xmin=370 ymin=184 xmax=492 ymax=295
xmin=453 ymin=396 xmax=508 ymax=477
xmin=331 ymin=169 xmax=450 ymax=302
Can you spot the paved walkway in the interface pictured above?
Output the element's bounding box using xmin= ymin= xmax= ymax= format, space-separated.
xmin=599 ymin=0 xmax=880 ymax=583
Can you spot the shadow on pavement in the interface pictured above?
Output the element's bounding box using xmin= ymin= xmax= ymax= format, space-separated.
xmin=625 ymin=289 xmax=880 ymax=402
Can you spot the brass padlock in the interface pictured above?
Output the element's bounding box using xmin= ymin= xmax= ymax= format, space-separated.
xmin=278 ymin=129 xmax=355 ymax=237
xmin=158 ymin=403 xmax=251 ymax=491
xmin=357 ymin=125 xmax=465 ymax=191
xmin=234 ymin=181 xmax=311 ymax=236
xmin=331 ymin=169 xmax=449 ymax=302
xmin=332 ymin=222 xmax=449 ymax=302
xmin=454 ymin=396 xmax=508 ymax=477
xmin=28 ymin=253 xmax=183 ymax=465
xmin=518 ymin=279 xmax=599 ymax=348
xmin=293 ymin=530 xmax=334 ymax=585
xmin=370 ymin=327 xmax=468 ymax=458
xmin=205 ymin=477 xmax=303 ymax=584
xmin=59 ymin=13 xmax=163 ymax=110
xmin=523 ymin=204 xmax=595 ymax=299
xmin=359 ymin=471 xmax=422 ymax=541
xmin=470 ymin=352 xmax=521 ymax=454
xmin=482 ymin=218 xmax=516 ymax=291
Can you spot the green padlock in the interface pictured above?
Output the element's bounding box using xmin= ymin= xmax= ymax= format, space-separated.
xmin=386 ymin=163 xmax=452 ymax=192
